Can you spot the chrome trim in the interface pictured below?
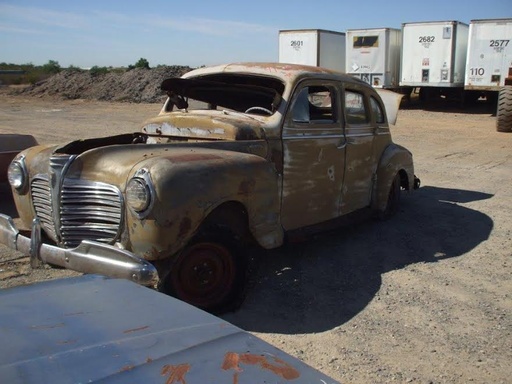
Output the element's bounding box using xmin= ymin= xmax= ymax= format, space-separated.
xmin=128 ymin=168 xmax=156 ymax=219
xmin=30 ymin=218 xmax=43 ymax=268
xmin=49 ymin=154 xmax=76 ymax=239
xmin=31 ymin=175 xmax=124 ymax=247
xmin=283 ymin=134 xmax=345 ymax=140
xmin=60 ymin=179 xmax=124 ymax=247
xmin=8 ymin=154 xmax=28 ymax=193
xmin=0 ymin=213 xmax=158 ymax=287
xmin=31 ymin=175 xmax=58 ymax=242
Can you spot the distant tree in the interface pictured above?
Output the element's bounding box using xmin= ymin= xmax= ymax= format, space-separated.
xmin=89 ymin=66 xmax=109 ymax=76
xmin=132 ymin=58 xmax=150 ymax=69
xmin=67 ymin=65 xmax=83 ymax=73
xmin=42 ymin=60 xmax=61 ymax=74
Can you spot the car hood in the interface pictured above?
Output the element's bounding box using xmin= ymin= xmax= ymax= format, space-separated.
xmin=142 ymin=111 xmax=268 ymax=141
xmin=0 ymin=275 xmax=339 ymax=384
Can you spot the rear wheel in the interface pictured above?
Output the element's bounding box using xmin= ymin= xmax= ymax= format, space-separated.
xmin=496 ymin=86 xmax=512 ymax=133
xmin=380 ymin=173 xmax=401 ymax=219
xmin=159 ymin=227 xmax=247 ymax=313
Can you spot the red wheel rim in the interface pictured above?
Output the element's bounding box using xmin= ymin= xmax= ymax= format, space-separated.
xmin=170 ymin=242 xmax=236 ymax=308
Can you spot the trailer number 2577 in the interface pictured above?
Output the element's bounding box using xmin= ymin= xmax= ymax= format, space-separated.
xmin=490 ymin=40 xmax=509 ymax=47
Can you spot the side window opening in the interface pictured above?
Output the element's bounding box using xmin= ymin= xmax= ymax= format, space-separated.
xmin=370 ymin=97 xmax=385 ymax=124
xmin=292 ymin=86 xmax=336 ymax=124
xmin=345 ymin=91 xmax=369 ymax=125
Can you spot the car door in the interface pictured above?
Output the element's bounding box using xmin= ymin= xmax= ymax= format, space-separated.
xmin=280 ymin=80 xmax=346 ymax=231
xmin=340 ymin=86 xmax=377 ymax=214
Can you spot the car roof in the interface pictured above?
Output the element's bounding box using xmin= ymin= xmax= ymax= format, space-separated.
xmin=183 ymin=62 xmax=368 ymax=87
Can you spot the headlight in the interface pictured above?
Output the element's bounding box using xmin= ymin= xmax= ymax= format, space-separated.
xmin=126 ymin=177 xmax=151 ymax=212
xmin=8 ymin=160 xmax=27 ymax=191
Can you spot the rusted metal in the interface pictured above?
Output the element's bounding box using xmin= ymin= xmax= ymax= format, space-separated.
xmin=0 ymin=62 xmax=417 ymax=312
xmin=0 ymin=275 xmax=339 ymax=383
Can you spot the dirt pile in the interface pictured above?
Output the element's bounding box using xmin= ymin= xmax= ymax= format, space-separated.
xmin=14 ymin=66 xmax=193 ymax=103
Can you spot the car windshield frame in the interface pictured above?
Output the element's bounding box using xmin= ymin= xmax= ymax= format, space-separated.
xmin=161 ymin=75 xmax=284 ymax=114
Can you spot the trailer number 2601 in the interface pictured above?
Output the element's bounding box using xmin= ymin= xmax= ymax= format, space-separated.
xmin=490 ymin=40 xmax=509 ymax=47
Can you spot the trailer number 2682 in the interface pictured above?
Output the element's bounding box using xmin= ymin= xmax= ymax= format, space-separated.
xmin=419 ymin=36 xmax=435 ymax=43
xmin=490 ymin=40 xmax=509 ymax=47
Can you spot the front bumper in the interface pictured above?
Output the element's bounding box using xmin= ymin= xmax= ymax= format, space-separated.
xmin=0 ymin=214 xmax=158 ymax=286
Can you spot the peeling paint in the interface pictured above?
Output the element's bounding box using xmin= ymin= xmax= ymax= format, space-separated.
xmin=161 ymin=363 xmax=191 ymax=384
xmin=222 ymin=352 xmax=300 ymax=382
xmin=123 ymin=325 xmax=149 ymax=334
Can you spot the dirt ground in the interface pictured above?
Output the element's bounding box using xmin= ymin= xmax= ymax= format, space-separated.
xmin=0 ymin=94 xmax=510 ymax=384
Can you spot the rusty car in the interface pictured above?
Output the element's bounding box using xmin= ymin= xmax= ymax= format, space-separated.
xmin=0 ymin=63 xmax=419 ymax=313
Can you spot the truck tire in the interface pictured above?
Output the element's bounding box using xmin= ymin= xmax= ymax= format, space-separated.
xmin=496 ymin=86 xmax=512 ymax=132
xmin=159 ymin=226 xmax=248 ymax=314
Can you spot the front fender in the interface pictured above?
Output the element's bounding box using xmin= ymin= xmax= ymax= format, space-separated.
xmin=125 ymin=148 xmax=283 ymax=260
xmin=372 ymin=143 xmax=415 ymax=212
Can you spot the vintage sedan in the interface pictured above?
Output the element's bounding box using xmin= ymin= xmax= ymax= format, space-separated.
xmin=0 ymin=63 xmax=419 ymax=312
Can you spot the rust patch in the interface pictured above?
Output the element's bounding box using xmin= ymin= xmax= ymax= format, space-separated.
xmin=63 ymin=312 xmax=85 ymax=317
xmin=238 ymin=179 xmax=256 ymax=195
xmin=123 ymin=325 xmax=149 ymax=334
xmin=120 ymin=364 xmax=135 ymax=372
xmin=161 ymin=363 xmax=191 ymax=384
xmin=30 ymin=322 xmax=65 ymax=330
xmin=171 ymin=153 xmax=222 ymax=162
xmin=146 ymin=357 xmax=153 ymax=363
xmin=222 ymin=352 xmax=300 ymax=382
xmin=178 ymin=217 xmax=192 ymax=238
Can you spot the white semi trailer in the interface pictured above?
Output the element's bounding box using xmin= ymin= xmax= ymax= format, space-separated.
xmin=346 ymin=28 xmax=401 ymax=88
xmin=278 ymin=29 xmax=346 ymax=72
xmin=465 ymin=18 xmax=512 ymax=132
xmin=400 ymin=20 xmax=469 ymax=101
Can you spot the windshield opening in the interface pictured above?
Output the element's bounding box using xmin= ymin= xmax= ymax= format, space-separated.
xmin=160 ymin=74 xmax=285 ymax=116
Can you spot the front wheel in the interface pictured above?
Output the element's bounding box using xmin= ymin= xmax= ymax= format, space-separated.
xmin=159 ymin=228 xmax=247 ymax=313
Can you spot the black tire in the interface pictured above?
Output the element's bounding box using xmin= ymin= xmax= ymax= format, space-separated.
xmin=158 ymin=226 xmax=247 ymax=314
xmin=496 ymin=86 xmax=512 ymax=133
xmin=380 ymin=173 xmax=401 ymax=219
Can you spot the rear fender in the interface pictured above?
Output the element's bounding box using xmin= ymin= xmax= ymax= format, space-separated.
xmin=372 ymin=144 xmax=415 ymax=212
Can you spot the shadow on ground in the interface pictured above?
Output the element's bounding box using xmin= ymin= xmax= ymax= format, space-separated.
xmin=223 ymin=186 xmax=494 ymax=334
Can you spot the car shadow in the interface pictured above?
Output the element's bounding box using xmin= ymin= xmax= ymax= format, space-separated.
xmin=222 ymin=186 xmax=494 ymax=334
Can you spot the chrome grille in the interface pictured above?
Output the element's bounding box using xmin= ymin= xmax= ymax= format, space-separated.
xmin=31 ymin=176 xmax=58 ymax=242
xmin=60 ymin=180 xmax=123 ymax=247
xmin=31 ymin=175 xmax=123 ymax=248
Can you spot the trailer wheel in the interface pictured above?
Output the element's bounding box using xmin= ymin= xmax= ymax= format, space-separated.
xmin=496 ymin=86 xmax=512 ymax=133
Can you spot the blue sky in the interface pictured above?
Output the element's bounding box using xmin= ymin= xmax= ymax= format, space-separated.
xmin=1 ymin=0 xmax=510 ymax=68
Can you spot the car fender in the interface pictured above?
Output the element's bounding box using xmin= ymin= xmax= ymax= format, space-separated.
xmin=373 ymin=143 xmax=415 ymax=212
xmin=125 ymin=148 xmax=283 ymax=260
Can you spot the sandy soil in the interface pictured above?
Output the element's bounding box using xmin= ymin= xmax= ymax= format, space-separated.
xmin=0 ymin=95 xmax=511 ymax=383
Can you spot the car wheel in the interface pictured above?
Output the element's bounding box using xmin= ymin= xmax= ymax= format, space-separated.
xmin=160 ymin=227 xmax=247 ymax=313
xmin=380 ymin=173 xmax=401 ymax=219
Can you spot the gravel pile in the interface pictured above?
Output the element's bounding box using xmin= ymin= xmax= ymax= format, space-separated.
xmin=15 ymin=66 xmax=193 ymax=103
